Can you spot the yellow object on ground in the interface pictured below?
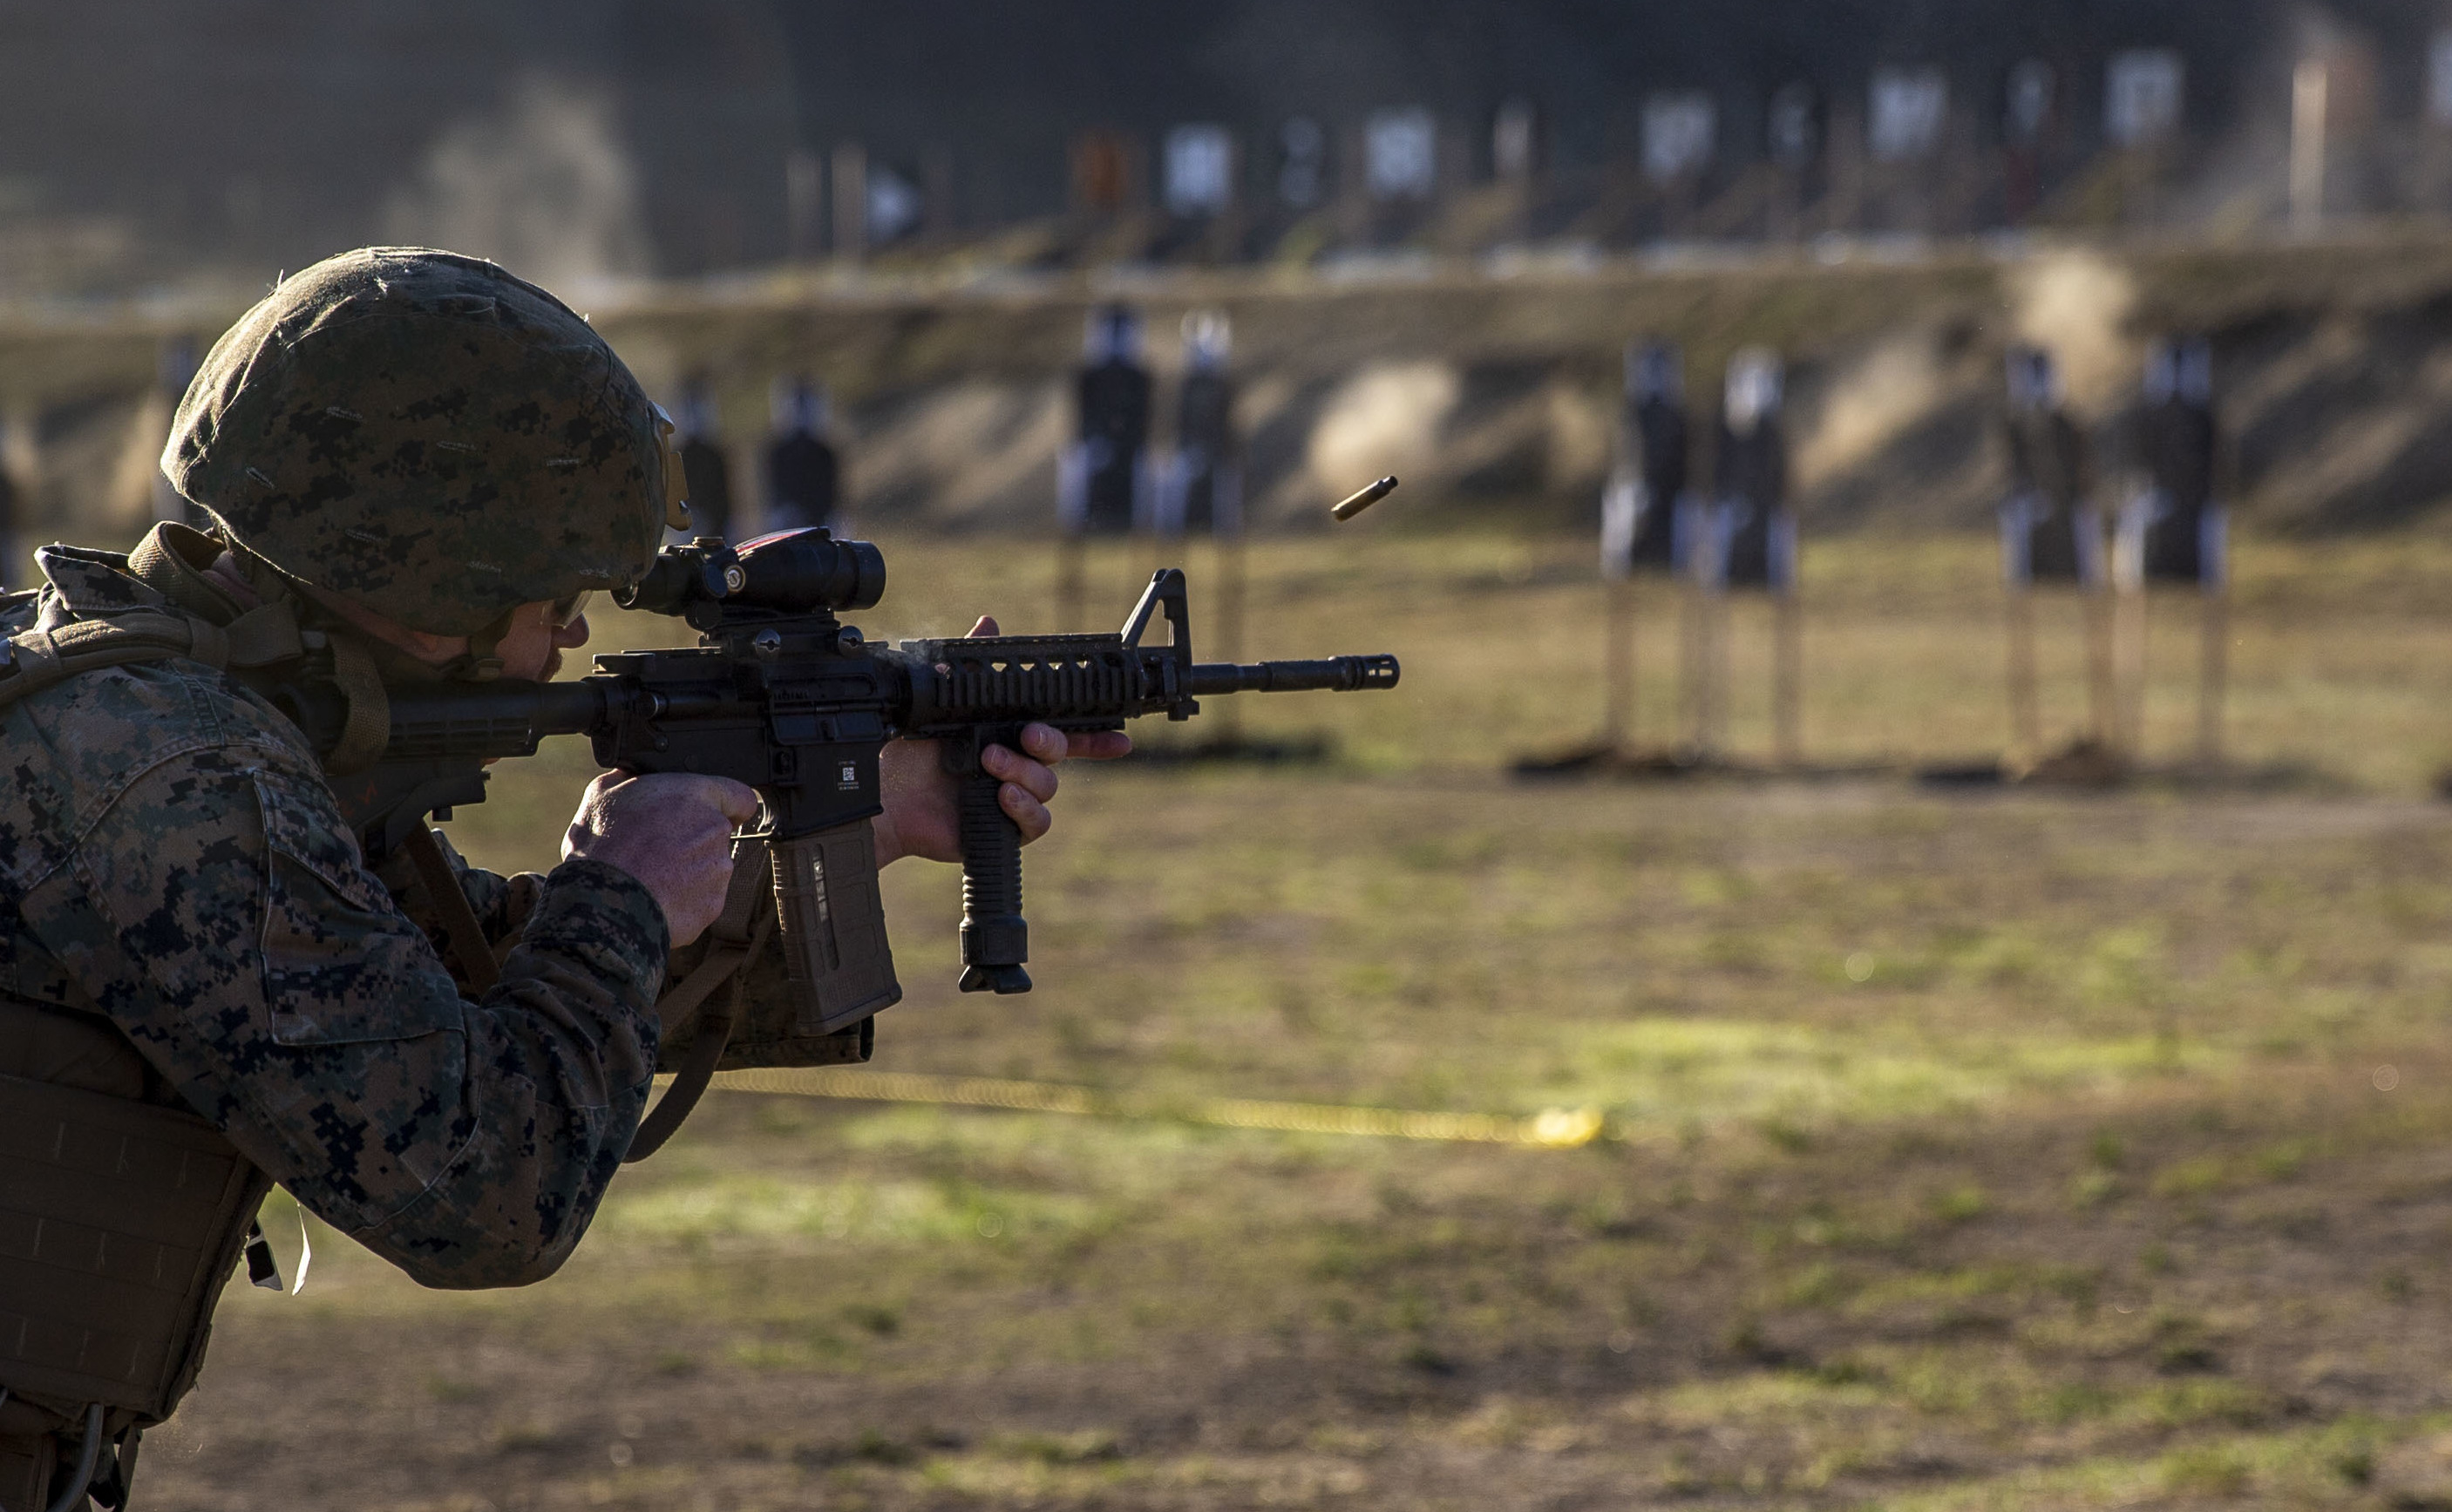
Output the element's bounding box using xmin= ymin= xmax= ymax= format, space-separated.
xmin=703 ymin=1067 xmax=1608 ymax=1148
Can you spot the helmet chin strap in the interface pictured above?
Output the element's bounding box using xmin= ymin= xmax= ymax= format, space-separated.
xmin=458 ymin=606 xmax=516 ymax=682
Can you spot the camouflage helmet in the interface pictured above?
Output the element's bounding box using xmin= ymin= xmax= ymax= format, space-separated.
xmin=163 ymin=247 xmax=672 ymax=636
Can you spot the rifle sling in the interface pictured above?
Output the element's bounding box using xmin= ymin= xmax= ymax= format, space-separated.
xmin=318 ymin=630 xmax=390 ymax=776
xmin=401 ymin=819 xmax=768 ymax=1163
xmin=400 ymin=825 xmax=500 ymax=995
xmin=624 ymin=834 xmax=773 ymax=1163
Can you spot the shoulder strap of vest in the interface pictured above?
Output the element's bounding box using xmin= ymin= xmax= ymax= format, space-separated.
xmin=0 ymin=613 xmax=222 ymax=713
xmin=0 ymin=524 xmax=316 ymax=718
xmin=125 ymin=524 xmax=239 ymax=621
xmin=0 ymin=600 xmax=315 ymax=715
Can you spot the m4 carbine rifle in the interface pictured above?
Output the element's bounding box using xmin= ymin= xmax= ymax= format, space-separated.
xmin=295 ymin=528 xmax=1398 ymax=1041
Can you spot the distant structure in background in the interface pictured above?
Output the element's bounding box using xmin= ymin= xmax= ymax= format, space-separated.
xmin=1063 ymin=305 xmax=1152 ymax=537
xmin=2106 ymin=50 xmax=2187 ymax=148
xmin=1276 ymin=117 xmax=1327 ymax=209
xmin=1160 ymin=312 xmax=1240 ymax=539
xmin=1606 ymin=342 xmax=1694 ymax=576
xmin=764 ymin=376 xmax=840 ymax=534
xmin=2127 ymin=338 xmax=2222 ymax=585
xmin=2001 ymin=60 xmax=2057 ymax=222
xmin=1492 ymin=98 xmax=1542 ymax=184
xmin=1766 ymin=83 xmax=1821 ymax=235
xmin=1056 ymin=304 xmax=1152 ymax=627
xmin=1997 ymin=344 xmax=2110 ymax=762
xmin=1699 ymin=349 xmax=1799 ymax=763
xmin=18 ymin=3 xmax=2452 ymax=292
xmin=153 ymin=337 xmax=203 ymax=529
xmin=1164 ymin=309 xmax=1252 ymax=740
xmin=1712 ymin=352 xmax=1795 ymax=593
xmin=1599 ymin=341 xmax=1692 ymax=750
xmin=1364 ymin=109 xmax=1437 ymax=202
xmin=1071 ymin=129 xmax=1137 ymax=215
xmin=1164 ymin=125 xmax=1236 ymax=219
xmin=1643 ymin=92 xmax=1717 ymax=186
xmin=2116 ymin=336 xmax=2228 ymax=764
xmin=675 ymin=376 xmax=734 ymax=542
xmin=1868 ymin=67 xmax=1947 ymax=163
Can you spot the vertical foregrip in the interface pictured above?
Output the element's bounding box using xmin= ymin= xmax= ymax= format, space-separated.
xmin=954 ymin=724 xmax=1032 ymax=994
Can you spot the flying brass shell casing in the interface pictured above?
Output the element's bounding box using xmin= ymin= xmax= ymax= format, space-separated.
xmin=1331 ymin=475 xmax=1399 ymax=521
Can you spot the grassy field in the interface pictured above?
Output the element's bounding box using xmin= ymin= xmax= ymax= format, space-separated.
xmin=139 ymin=531 xmax=2452 ymax=1509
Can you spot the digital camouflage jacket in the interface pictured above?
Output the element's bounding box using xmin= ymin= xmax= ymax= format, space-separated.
xmin=0 ymin=541 xmax=669 ymax=1288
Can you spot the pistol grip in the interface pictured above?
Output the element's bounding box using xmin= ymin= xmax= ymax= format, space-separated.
xmin=952 ymin=725 xmax=1031 ymax=994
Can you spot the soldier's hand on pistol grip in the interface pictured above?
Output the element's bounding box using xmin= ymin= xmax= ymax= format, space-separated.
xmin=870 ymin=614 xmax=1135 ymax=867
xmin=561 ymin=771 xmax=763 ymax=946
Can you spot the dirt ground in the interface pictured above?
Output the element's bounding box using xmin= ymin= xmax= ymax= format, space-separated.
xmin=117 ymin=532 xmax=2452 ymax=1509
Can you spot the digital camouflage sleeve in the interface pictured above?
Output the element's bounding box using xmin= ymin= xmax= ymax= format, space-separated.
xmin=0 ymin=547 xmax=670 ymax=1288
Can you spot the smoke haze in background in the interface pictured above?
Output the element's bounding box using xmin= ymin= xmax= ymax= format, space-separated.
xmin=1307 ymin=363 xmax=1462 ymax=500
xmin=1793 ymin=336 xmax=1949 ymax=495
xmin=2007 ymin=250 xmax=2139 ymax=416
xmin=381 ymin=75 xmax=650 ymax=298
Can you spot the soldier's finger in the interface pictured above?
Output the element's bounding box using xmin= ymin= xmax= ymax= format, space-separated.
xmin=1018 ymin=722 xmax=1063 ymax=763
xmin=1018 ymin=722 xmax=1131 ymax=763
xmin=1067 ymin=730 xmax=1134 ymax=762
xmin=984 ymin=743 xmax=1058 ymax=803
xmin=1001 ymin=782 xmax=1052 ymax=842
xmin=707 ymin=776 xmax=764 ymax=826
xmin=661 ymin=772 xmax=762 ymax=827
xmin=968 ymin=615 xmax=1001 ymax=638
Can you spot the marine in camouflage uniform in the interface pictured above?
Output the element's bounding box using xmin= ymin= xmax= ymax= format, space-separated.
xmin=0 ymin=538 xmax=669 ymax=1278
xmin=0 ymin=250 xmax=681 ymax=1509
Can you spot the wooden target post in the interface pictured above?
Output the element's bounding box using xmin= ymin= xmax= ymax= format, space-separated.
xmin=2112 ymin=502 xmax=2227 ymax=769
xmin=1687 ymin=566 xmax=1724 ymax=758
xmin=1602 ymin=342 xmax=1695 ymax=759
xmin=2003 ymin=580 xmax=2041 ymax=761
xmin=1770 ymin=517 xmax=1802 ymax=768
xmin=1062 ymin=304 xmax=1154 ymax=633
xmin=2123 ymin=333 xmax=2224 ymax=771
xmin=1214 ymin=527 xmax=1248 ymax=742
xmin=1708 ymin=349 xmax=1788 ymax=767
xmin=2197 ymin=587 xmax=2227 ymax=765
xmin=1049 ymin=420 xmax=1121 ymax=634
xmin=1056 ymin=538 xmax=1085 ymax=629
xmin=1773 ymin=587 xmax=1802 ymax=767
xmin=1056 ymin=434 xmax=1086 ymax=629
xmin=1596 ymin=472 xmax=1640 ymax=750
xmin=1600 ymin=575 xmax=1635 ymax=748
xmin=2109 ymin=490 xmax=2148 ymax=760
xmin=2083 ymin=585 xmax=2116 ymax=747
xmin=2114 ymin=546 xmax=2148 ymax=759
xmin=2196 ymin=507 xmax=2230 ymax=768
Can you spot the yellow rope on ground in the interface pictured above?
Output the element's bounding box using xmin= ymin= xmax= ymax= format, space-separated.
xmin=705 ymin=1067 xmax=1608 ymax=1149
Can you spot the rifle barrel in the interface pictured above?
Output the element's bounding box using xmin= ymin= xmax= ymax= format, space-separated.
xmin=1185 ymin=654 xmax=1399 ymax=695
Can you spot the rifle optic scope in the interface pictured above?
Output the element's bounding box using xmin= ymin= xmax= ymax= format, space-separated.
xmin=616 ymin=528 xmax=887 ymax=616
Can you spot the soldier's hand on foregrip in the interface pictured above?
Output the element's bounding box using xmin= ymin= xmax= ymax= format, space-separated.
xmin=992 ymin=725 xmax=1131 ymax=837
xmin=562 ymin=771 xmax=763 ymax=947
xmin=960 ymin=618 xmax=1136 ymax=847
xmin=870 ymin=616 xmax=1133 ymax=868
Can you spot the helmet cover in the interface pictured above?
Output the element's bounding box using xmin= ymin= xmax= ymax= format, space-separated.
xmin=163 ymin=247 xmax=667 ymax=635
